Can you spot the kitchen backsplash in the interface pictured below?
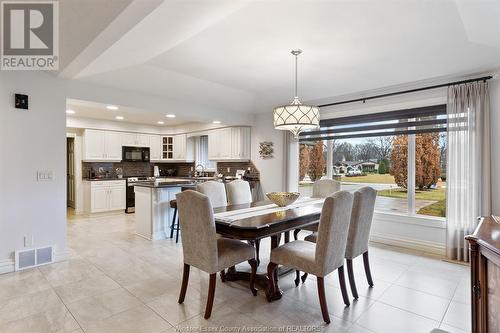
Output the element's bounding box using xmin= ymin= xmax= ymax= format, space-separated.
xmin=83 ymin=161 xmax=259 ymax=179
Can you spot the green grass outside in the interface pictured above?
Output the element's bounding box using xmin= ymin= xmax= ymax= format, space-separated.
xmin=377 ymin=187 xmax=446 ymax=217
xmin=417 ymin=199 xmax=446 ymax=217
xmin=340 ymin=173 xmax=395 ymax=184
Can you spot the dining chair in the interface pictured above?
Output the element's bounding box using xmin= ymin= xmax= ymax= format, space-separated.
xmin=176 ymin=190 xmax=258 ymax=319
xmin=303 ymin=187 xmax=377 ymax=299
xmin=226 ymin=179 xmax=252 ymax=205
xmin=267 ymin=191 xmax=354 ymax=324
xmin=293 ymin=179 xmax=341 ymax=240
xmin=196 ymin=181 xmax=227 ymax=208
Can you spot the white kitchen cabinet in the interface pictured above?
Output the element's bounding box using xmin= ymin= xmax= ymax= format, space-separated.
xmin=84 ymin=180 xmax=126 ymax=213
xmin=83 ymin=129 xmax=122 ymax=162
xmin=122 ymin=133 xmax=150 ymax=147
xmin=149 ymin=135 xmax=162 ymax=161
xmin=159 ymin=134 xmax=193 ymax=162
xmin=208 ymin=127 xmax=250 ymax=161
xmin=173 ymin=134 xmax=186 ymax=160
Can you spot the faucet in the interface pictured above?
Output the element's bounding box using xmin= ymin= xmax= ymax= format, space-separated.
xmin=195 ymin=164 xmax=205 ymax=177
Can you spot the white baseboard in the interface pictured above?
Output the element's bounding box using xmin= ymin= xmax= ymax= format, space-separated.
xmin=370 ymin=232 xmax=446 ymax=256
xmin=0 ymin=249 xmax=69 ymax=275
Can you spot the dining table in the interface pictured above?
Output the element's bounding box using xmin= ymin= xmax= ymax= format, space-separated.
xmin=213 ymin=197 xmax=325 ymax=301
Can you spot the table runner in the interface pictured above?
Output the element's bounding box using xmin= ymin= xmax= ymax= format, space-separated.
xmin=214 ymin=197 xmax=324 ymax=223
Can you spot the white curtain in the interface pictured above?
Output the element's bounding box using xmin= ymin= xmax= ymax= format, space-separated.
xmin=446 ymin=81 xmax=491 ymax=261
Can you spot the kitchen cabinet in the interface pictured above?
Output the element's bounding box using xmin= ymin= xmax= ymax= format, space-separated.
xmin=122 ymin=133 xmax=149 ymax=147
xmin=208 ymin=127 xmax=250 ymax=161
xmin=160 ymin=134 xmax=193 ymax=162
xmin=83 ymin=130 xmax=122 ymax=162
xmin=149 ymin=135 xmax=162 ymax=161
xmin=83 ymin=180 xmax=126 ymax=213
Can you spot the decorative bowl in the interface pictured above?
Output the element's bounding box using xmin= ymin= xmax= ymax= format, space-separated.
xmin=266 ymin=192 xmax=300 ymax=207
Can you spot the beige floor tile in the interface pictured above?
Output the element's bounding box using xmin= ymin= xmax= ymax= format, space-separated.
xmin=0 ymin=269 xmax=52 ymax=303
xmin=54 ymin=274 xmax=120 ymax=304
xmin=394 ymin=270 xmax=459 ymax=299
xmin=38 ymin=259 xmax=104 ymax=287
xmin=0 ymin=289 xmax=64 ymax=324
xmin=66 ymin=288 xmax=142 ymax=328
xmin=439 ymin=323 xmax=471 ymax=333
xmin=84 ymin=305 xmax=171 ymax=333
xmin=124 ymin=274 xmax=180 ymax=302
xmin=0 ymin=303 xmax=79 ymax=333
xmin=442 ymin=301 xmax=471 ymax=330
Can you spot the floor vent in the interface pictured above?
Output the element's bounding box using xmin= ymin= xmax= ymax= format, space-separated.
xmin=15 ymin=246 xmax=54 ymax=271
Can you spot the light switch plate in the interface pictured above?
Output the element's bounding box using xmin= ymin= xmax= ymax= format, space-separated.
xmin=37 ymin=171 xmax=54 ymax=181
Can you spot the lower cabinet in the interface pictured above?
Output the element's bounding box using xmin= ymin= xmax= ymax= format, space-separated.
xmin=84 ymin=180 xmax=126 ymax=213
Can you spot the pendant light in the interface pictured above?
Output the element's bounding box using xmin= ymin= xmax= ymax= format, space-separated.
xmin=273 ymin=49 xmax=320 ymax=138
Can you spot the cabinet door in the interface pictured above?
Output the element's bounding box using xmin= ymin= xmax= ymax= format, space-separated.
xmin=231 ymin=127 xmax=250 ymax=160
xmin=173 ymin=134 xmax=186 ymax=160
xmin=109 ymin=186 xmax=126 ymax=210
xmin=104 ymin=132 xmax=123 ymax=160
xmin=136 ymin=134 xmax=150 ymax=147
xmin=122 ymin=133 xmax=137 ymax=146
xmin=218 ymin=128 xmax=232 ymax=159
xmin=208 ymin=131 xmax=218 ymax=160
xmin=84 ymin=130 xmax=105 ymax=160
xmin=91 ymin=187 xmax=109 ymax=212
xmin=149 ymin=135 xmax=162 ymax=161
xmin=162 ymin=136 xmax=174 ymax=160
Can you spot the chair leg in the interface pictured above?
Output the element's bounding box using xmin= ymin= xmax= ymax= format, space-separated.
xmin=220 ymin=270 xmax=226 ymax=282
xmin=248 ymin=259 xmax=258 ymax=296
xmin=204 ymin=273 xmax=216 ymax=319
xmin=175 ymin=215 xmax=180 ymax=243
xmin=170 ymin=208 xmax=177 ymax=239
xmin=266 ymin=262 xmax=278 ymax=301
xmin=293 ymin=229 xmax=301 ymax=240
xmin=346 ymin=259 xmax=358 ymax=299
xmin=255 ymin=239 xmax=261 ymax=266
xmin=301 ymin=272 xmax=308 ymax=283
xmin=178 ymin=263 xmax=190 ymax=303
xmin=338 ymin=266 xmax=350 ymax=307
xmin=295 ymin=270 xmax=300 ymax=287
xmin=363 ymin=251 xmax=374 ymax=287
xmin=316 ymin=277 xmax=331 ymax=324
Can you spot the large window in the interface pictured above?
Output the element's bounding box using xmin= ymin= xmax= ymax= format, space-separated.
xmin=195 ymin=135 xmax=216 ymax=171
xmin=298 ymin=105 xmax=447 ymax=219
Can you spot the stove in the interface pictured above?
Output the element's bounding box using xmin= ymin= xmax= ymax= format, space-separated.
xmin=125 ymin=176 xmax=155 ymax=213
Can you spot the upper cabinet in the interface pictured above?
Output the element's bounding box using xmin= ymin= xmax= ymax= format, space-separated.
xmin=160 ymin=134 xmax=194 ymax=162
xmin=208 ymin=127 xmax=250 ymax=161
xmin=149 ymin=135 xmax=162 ymax=161
xmin=83 ymin=130 xmax=122 ymax=162
xmin=122 ymin=133 xmax=149 ymax=147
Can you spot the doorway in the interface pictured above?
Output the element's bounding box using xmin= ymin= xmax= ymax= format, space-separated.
xmin=67 ymin=137 xmax=75 ymax=208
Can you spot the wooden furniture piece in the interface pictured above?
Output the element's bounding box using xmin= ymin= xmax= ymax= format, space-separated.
xmin=268 ymin=191 xmax=354 ymax=323
xmin=176 ymin=190 xmax=257 ymax=319
xmin=213 ymin=199 xmax=325 ymax=301
xmin=169 ymin=199 xmax=180 ymax=243
xmin=466 ymin=215 xmax=500 ymax=333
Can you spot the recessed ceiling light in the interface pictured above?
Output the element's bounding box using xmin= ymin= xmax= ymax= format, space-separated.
xmin=165 ymin=114 xmax=176 ymax=118
xmin=157 ymin=121 xmax=164 ymax=125
xmin=66 ymin=109 xmax=75 ymax=114
xmin=115 ymin=116 xmax=124 ymax=120
xmin=213 ymin=120 xmax=221 ymax=124
xmin=106 ymin=105 xmax=119 ymax=110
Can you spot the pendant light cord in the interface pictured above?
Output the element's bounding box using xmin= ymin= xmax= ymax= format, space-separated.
xmin=295 ymin=52 xmax=298 ymax=98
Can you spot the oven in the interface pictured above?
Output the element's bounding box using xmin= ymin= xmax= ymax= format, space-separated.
xmin=126 ymin=176 xmax=155 ymax=213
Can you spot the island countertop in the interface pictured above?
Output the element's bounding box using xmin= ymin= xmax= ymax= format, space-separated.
xmin=133 ymin=180 xmax=196 ymax=188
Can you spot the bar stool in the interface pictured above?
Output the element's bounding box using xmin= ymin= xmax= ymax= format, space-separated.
xmin=170 ymin=199 xmax=180 ymax=243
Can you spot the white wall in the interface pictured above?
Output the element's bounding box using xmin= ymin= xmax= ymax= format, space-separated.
xmin=490 ymin=79 xmax=500 ymax=215
xmin=0 ymin=72 xmax=67 ymax=273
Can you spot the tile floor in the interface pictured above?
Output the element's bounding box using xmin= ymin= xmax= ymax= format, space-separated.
xmin=0 ymin=211 xmax=471 ymax=333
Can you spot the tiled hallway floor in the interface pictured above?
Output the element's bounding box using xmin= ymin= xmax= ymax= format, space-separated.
xmin=0 ymin=211 xmax=471 ymax=333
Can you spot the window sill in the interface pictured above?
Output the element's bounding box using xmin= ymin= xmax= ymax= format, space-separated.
xmin=373 ymin=210 xmax=446 ymax=229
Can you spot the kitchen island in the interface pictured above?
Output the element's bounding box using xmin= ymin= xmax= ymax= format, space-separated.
xmin=134 ymin=179 xmax=196 ymax=240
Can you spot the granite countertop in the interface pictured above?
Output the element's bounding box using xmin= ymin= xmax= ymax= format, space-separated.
xmin=83 ymin=178 xmax=126 ymax=181
xmin=133 ymin=180 xmax=197 ymax=188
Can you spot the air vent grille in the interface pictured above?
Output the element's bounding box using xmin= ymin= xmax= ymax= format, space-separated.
xmin=15 ymin=246 xmax=54 ymax=271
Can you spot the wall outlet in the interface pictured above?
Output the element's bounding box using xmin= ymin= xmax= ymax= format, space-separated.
xmin=24 ymin=236 xmax=34 ymax=247
xmin=37 ymin=171 xmax=54 ymax=181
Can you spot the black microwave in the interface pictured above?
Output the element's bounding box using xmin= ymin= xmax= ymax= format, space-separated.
xmin=122 ymin=146 xmax=150 ymax=162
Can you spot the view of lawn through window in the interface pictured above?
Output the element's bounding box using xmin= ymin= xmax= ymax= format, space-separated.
xmin=298 ymin=133 xmax=447 ymax=218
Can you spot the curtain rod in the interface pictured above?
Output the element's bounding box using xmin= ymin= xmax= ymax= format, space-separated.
xmin=318 ymin=75 xmax=493 ymax=108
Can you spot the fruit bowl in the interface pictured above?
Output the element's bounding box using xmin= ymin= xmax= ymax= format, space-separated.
xmin=266 ymin=192 xmax=300 ymax=207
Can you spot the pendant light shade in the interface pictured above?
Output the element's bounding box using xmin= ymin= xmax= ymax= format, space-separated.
xmin=273 ymin=50 xmax=320 ymax=138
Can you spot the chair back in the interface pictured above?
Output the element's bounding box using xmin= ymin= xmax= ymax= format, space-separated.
xmin=345 ymin=187 xmax=377 ymax=259
xmin=176 ymin=190 xmax=218 ymax=273
xmin=315 ymin=190 xmax=354 ymax=276
xmin=312 ymin=179 xmax=341 ymax=198
xmin=226 ymin=180 xmax=252 ymax=205
xmin=196 ymin=181 xmax=227 ymax=208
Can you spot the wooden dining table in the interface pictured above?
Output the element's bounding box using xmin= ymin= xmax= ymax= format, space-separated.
xmin=213 ymin=199 xmax=324 ymax=301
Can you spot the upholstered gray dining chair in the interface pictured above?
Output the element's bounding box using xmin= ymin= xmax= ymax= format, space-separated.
xmin=196 ymin=181 xmax=227 ymax=208
xmin=303 ymin=187 xmax=377 ymax=299
xmin=226 ymin=179 xmax=252 ymax=205
xmin=176 ymin=190 xmax=257 ymax=319
xmin=267 ymin=191 xmax=354 ymax=324
xmin=294 ymin=178 xmax=341 ymax=239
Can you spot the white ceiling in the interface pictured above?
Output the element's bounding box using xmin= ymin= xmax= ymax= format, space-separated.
xmin=61 ymin=0 xmax=500 ymax=122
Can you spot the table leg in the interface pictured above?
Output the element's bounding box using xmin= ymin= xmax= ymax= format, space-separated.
xmin=265 ymin=234 xmax=283 ymax=301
